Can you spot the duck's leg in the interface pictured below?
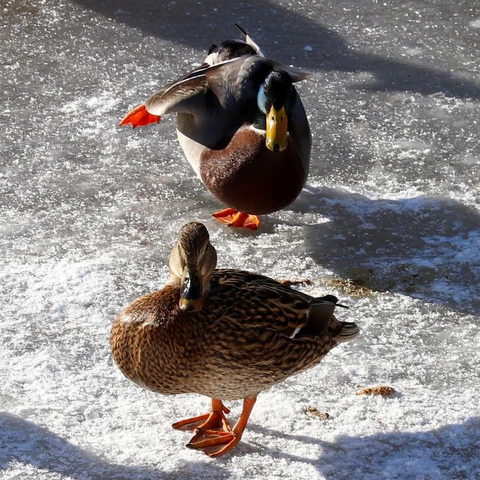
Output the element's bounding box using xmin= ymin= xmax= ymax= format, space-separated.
xmin=212 ymin=208 xmax=260 ymax=231
xmin=187 ymin=397 xmax=257 ymax=457
xmin=172 ymin=399 xmax=231 ymax=432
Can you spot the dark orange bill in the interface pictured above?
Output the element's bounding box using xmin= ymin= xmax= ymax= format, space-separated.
xmin=179 ymin=267 xmax=203 ymax=312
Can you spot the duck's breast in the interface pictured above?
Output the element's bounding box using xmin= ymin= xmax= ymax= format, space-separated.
xmin=110 ymin=287 xmax=204 ymax=396
xmin=199 ymin=127 xmax=307 ymax=215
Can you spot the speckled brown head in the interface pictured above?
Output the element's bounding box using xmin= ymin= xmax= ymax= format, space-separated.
xmin=168 ymin=222 xmax=217 ymax=313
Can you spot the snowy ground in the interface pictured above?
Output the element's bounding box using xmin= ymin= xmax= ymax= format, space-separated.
xmin=1 ymin=0 xmax=480 ymax=478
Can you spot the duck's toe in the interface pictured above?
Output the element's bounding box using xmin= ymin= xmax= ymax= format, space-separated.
xmin=119 ymin=104 xmax=161 ymax=128
xmin=212 ymin=208 xmax=260 ymax=230
xmin=187 ymin=429 xmax=240 ymax=457
xmin=172 ymin=399 xmax=231 ymax=432
xmin=172 ymin=409 xmax=231 ymax=432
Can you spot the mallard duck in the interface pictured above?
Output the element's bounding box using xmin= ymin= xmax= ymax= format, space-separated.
xmin=110 ymin=222 xmax=359 ymax=457
xmin=119 ymin=25 xmax=312 ymax=230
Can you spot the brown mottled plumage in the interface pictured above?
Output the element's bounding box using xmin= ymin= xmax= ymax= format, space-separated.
xmin=110 ymin=222 xmax=359 ymax=457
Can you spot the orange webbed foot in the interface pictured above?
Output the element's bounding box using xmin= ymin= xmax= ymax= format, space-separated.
xmin=119 ymin=104 xmax=161 ymax=128
xmin=212 ymin=208 xmax=260 ymax=231
xmin=180 ymin=397 xmax=257 ymax=458
xmin=187 ymin=429 xmax=240 ymax=457
xmin=172 ymin=400 xmax=231 ymax=432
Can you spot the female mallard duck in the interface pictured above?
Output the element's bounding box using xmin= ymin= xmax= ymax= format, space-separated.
xmin=110 ymin=222 xmax=359 ymax=457
xmin=120 ymin=25 xmax=312 ymax=230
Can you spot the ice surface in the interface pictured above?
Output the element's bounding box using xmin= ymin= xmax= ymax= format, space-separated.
xmin=1 ymin=0 xmax=479 ymax=479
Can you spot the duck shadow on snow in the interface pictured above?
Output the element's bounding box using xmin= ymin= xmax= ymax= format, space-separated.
xmin=285 ymin=187 xmax=480 ymax=316
xmin=3 ymin=412 xmax=478 ymax=478
xmin=71 ymin=0 xmax=480 ymax=101
xmin=245 ymin=416 xmax=480 ymax=479
xmin=0 ymin=412 xmax=225 ymax=480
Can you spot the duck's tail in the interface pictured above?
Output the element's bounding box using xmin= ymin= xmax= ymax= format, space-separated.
xmin=298 ymin=296 xmax=359 ymax=345
xmin=234 ymin=24 xmax=266 ymax=57
xmin=332 ymin=318 xmax=360 ymax=344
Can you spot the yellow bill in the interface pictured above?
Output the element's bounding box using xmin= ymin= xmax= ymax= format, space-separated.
xmin=266 ymin=105 xmax=288 ymax=152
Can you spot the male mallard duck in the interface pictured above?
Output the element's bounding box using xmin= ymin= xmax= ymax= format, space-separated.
xmin=119 ymin=25 xmax=312 ymax=230
xmin=110 ymin=222 xmax=359 ymax=457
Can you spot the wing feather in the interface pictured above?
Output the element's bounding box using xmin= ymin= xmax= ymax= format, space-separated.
xmin=209 ymin=269 xmax=312 ymax=334
xmin=145 ymin=75 xmax=209 ymax=116
xmin=144 ymin=53 xmax=310 ymax=117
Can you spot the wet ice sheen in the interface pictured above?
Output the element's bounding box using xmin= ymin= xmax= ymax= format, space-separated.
xmin=1 ymin=0 xmax=480 ymax=479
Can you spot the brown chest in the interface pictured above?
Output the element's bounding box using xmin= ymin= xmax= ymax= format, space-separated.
xmin=199 ymin=128 xmax=306 ymax=215
xmin=110 ymin=291 xmax=207 ymax=396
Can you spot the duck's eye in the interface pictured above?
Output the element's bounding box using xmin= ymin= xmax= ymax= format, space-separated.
xmin=264 ymin=83 xmax=268 ymax=93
